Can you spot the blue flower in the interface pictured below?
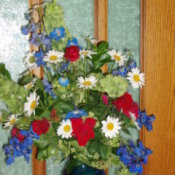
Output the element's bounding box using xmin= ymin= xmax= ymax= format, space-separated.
xmin=30 ymin=33 xmax=51 ymax=48
xmin=34 ymin=49 xmax=46 ymax=67
xmin=112 ymin=67 xmax=128 ymax=77
xmin=58 ymin=77 xmax=69 ymax=87
xmin=128 ymin=60 xmax=137 ymax=70
xmin=117 ymin=141 xmax=152 ymax=174
xmin=3 ymin=127 xmax=39 ymax=165
xmin=136 ymin=111 xmax=155 ymax=131
xmin=30 ymin=23 xmax=37 ymax=33
xmin=67 ymin=37 xmax=79 ymax=47
xmin=65 ymin=110 xmax=87 ymax=120
xmin=21 ymin=25 xmax=30 ymax=35
xmin=42 ymin=79 xmax=57 ymax=99
xmin=67 ymin=37 xmax=82 ymax=49
xmin=50 ymin=27 xmax=65 ymax=41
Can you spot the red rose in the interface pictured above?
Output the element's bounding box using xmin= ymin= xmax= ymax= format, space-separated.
xmin=112 ymin=92 xmax=139 ymax=119
xmin=11 ymin=127 xmax=25 ymax=142
xmin=32 ymin=118 xmax=50 ymax=136
xmin=64 ymin=46 xmax=80 ymax=62
xmin=71 ymin=118 xmax=96 ymax=146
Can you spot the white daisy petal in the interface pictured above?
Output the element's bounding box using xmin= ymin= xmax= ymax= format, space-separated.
xmin=24 ymin=52 xmax=37 ymax=70
xmin=3 ymin=114 xmax=18 ymax=128
xmin=101 ymin=116 xmax=121 ymax=138
xmin=43 ymin=50 xmax=64 ymax=64
xmin=77 ymin=76 xmax=97 ymax=89
xmin=57 ymin=120 xmax=72 ymax=139
xmin=108 ymin=50 xmax=127 ymax=66
xmin=24 ymin=92 xmax=39 ymax=117
xmin=127 ymin=68 xmax=145 ymax=88
xmin=79 ymin=49 xmax=96 ymax=59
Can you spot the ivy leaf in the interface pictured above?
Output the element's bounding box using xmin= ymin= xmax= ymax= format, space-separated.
xmin=0 ymin=63 xmax=11 ymax=80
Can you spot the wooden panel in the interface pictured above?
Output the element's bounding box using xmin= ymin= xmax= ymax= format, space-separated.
xmin=94 ymin=0 xmax=108 ymax=41
xmin=140 ymin=0 xmax=175 ymax=174
xmin=94 ymin=1 xmax=108 ymax=174
xmin=29 ymin=0 xmax=46 ymax=175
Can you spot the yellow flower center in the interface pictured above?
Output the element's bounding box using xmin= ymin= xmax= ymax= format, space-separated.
xmin=133 ymin=74 xmax=140 ymax=82
xmin=63 ymin=125 xmax=71 ymax=132
xmin=30 ymin=100 xmax=37 ymax=110
xmin=114 ymin=55 xmax=121 ymax=61
xmin=107 ymin=122 xmax=114 ymax=131
xmin=27 ymin=83 xmax=33 ymax=89
xmin=10 ymin=118 xmax=16 ymax=125
xmin=49 ymin=55 xmax=58 ymax=61
xmin=81 ymin=51 xmax=89 ymax=56
xmin=83 ymin=81 xmax=92 ymax=86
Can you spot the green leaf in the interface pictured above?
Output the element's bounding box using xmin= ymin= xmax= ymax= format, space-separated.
xmin=97 ymin=41 xmax=109 ymax=54
xmin=17 ymin=72 xmax=33 ymax=85
xmin=54 ymin=100 xmax=74 ymax=114
xmin=40 ymin=110 xmax=51 ymax=119
xmin=0 ymin=64 xmax=11 ymax=80
xmin=92 ymin=54 xmax=111 ymax=71
xmin=37 ymin=148 xmax=48 ymax=160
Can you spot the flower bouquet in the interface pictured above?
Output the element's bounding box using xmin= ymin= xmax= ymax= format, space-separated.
xmin=0 ymin=1 xmax=155 ymax=175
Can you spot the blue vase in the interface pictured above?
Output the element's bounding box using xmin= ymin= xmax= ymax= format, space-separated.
xmin=64 ymin=164 xmax=105 ymax=175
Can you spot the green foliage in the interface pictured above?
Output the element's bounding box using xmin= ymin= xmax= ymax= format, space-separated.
xmin=43 ymin=1 xmax=72 ymax=50
xmin=0 ymin=63 xmax=11 ymax=80
xmin=0 ymin=77 xmax=28 ymax=114
xmin=98 ymin=74 xmax=128 ymax=98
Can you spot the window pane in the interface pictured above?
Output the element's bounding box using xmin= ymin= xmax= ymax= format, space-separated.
xmin=0 ymin=1 xmax=32 ymax=174
xmin=108 ymin=0 xmax=140 ymax=103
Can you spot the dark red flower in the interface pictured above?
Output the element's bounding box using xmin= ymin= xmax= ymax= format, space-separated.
xmin=112 ymin=92 xmax=139 ymax=119
xmin=11 ymin=127 xmax=25 ymax=142
xmin=32 ymin=118 xmax=50 ymax=136
xmin=64 ymin=46 xmax=80 ymax=62
xmin=71 ymin=118 xmax=96 ymax=146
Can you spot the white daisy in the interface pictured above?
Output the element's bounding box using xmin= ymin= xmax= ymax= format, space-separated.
xmin=77 ymin=76 xmax=97 ymax=89
xmin=43 ymin=50 xmax=64 ymax=64
xmin=4 ymin=115 xmax=18 ymax=128
xmin=57 ymin=119 xmax=72 ymax=139
xmin=24 ymin=52 xmax=37 ymax=70
xmin=24 ymin=92 xmax=39 ymax=116
xmin=101 ymin=116 xmax=121 ymax=138
xmin=24 ymin=79 xmax=36 ymax=90
xmin=79 ymin=49 xmax=96 ymax=59
xmin=127 ymin=67 xmax=145 ymax=88
xmin=108 ymin=50 xmax=127 ymax=66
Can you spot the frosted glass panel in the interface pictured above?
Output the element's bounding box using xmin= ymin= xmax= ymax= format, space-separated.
xmin=108 ymin=0 xmax=140 ymax=102
xmin=0 ymin=1 xmax=32 ymax=175
xmin=47 ymin=0 xmax=94 ymax=174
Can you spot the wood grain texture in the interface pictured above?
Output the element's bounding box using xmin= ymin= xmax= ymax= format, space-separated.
xmin=94 ymin=1 xmax=108 ymax=174
xmin=140 ymin=0 xmax=175 ymax=174
xmin=94 ymin=0 xmax=108 ymax=41
xmin=29 ymin=1 xmax=46 ymax=175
